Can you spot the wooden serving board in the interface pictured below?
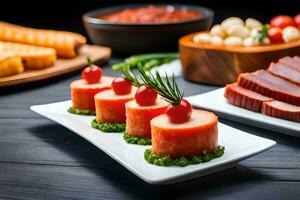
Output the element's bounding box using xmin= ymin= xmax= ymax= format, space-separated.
xmin=179 ymin=32 xmax=300 ymax=85
xmin=0 ymin=44 xmax=111 ymax=87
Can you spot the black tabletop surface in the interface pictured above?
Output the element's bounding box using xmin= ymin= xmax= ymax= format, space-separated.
xmin=1 ymin=58 xmax=300 ymax=200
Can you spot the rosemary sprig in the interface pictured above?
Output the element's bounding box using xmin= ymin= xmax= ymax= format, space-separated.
xmin=122 ymin=65 xmax=143 ymax=87
xmin=122 ymin=64 xmax=183 ymax=105
xmin=137 ymin=66 xmax=183 ymax=105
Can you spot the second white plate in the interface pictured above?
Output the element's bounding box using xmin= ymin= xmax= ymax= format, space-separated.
xmin=186 ymin=88 xmax=300 ymax=137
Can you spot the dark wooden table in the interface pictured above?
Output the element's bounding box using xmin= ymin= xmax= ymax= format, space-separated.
xmin=1 ymin=59 xmax=299 ymax=200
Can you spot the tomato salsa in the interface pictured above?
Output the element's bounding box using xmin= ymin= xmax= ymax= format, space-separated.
xmin=97 ymin=5 xmax=202 ymax=24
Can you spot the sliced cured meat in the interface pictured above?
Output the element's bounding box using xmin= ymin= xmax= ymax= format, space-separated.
xmin=70 ymin=76 xmax=113 ymax=111
xmin=224 ymin=83 xmax=273 ymax=112
xmin=151 ymin=109 xmax=218 ymax=158
xmin=278 ymin=56 xmax=300 ymax=72
xmin=268 ymin=62 xmax=300 ymax=85
xmin=238 ymin=70 xmax=300 ymax=106
xmin=262 ymin=101 xmax=300 ymax=122
xmin=95 ymin=88 xmax=136 ymax=123
xmin=125 ymin=98 xmax=168 ymax=138
xmin=293 ymin=56 xmax=300 ymax=64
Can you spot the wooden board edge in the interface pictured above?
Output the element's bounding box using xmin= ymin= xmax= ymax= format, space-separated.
xmin=0 ymin=45 xmax=111 ymax=87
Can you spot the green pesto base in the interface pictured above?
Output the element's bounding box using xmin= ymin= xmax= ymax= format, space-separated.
xmin=67 ymin=107 xmax=96 ymax=116
xmin=144 ymin=145 xmax=225 ymax=167
xmin=123 ymin=132 xmax=152 ymax=145
xmin=91 ymin=119 xmax=126 ymax=133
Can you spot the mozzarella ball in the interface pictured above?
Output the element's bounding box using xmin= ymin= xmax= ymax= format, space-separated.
xmin=243 ymin=37 xmax=256 ymax=47
xmin=224 ymin=36 xmax=243 ymax=46
xmin=193 ymin=33 xmax=211 ymax=44
xmin=210 ymin=24 xmax=227 ymax=38
xmin=262 ymin=37 xmax=270 ymax=45
xmin=210 ymin=36 xmax=224 ymax=45
xmin=221 ymin=17 xmax=244 ymax=31
xmin=227 ymin=25 xmax=250 ymax=39
xmin=250 ymin=28 xmax=260 ymax=38
xmin=282 ymin=26 xmax=300 ymax=43
xmin=245 ymin=18 xmax=263 ymax=30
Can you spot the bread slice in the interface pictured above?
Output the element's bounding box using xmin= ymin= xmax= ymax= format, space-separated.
xmin=0 ymin=21 xmax=86 ymax=58
xmin=0 ymin=53 xmax=23 ymax=78
xmin=0 ymin=41 xmax=56 ymax=69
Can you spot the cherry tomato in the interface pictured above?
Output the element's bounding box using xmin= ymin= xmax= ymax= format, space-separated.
xmin=111 ymin=77 xmax=132 ymax=95
xmin=135 ymin=85 xmax=157 ymax=106
xmin=268 ymin=27 xmax=284 ymax=43
xmin=294 ymin=14 xmax=300 ymax=27
xmin=270 ymin=15 xmax=296 ymax=29
xmin=166 ymin=99 xmax=192 ymax=123
xmin=82 ymin=65 xmax=102 ymax=84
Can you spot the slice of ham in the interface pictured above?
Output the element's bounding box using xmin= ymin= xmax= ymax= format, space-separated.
xmin=224 ymin=83 xmax=300 ymax=122
xmin=278 ymin=56 xmax=300 ymax=72
xmin=293 ymin=56 xmax=300 ymax=64
xmin=224 ymin=83 xmax=273 ymax=112
xmin=262 ymin=101 xmax=300 ymax=122
xmin=238 ymin=70 xmax=300 ymax=106
xmin=268 ymin=62 xmax=300 ymax=85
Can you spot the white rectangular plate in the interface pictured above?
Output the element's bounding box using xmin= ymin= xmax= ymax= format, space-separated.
xmin=31 ymin=100 xmax=276 ymax=184
xmin=187 ymin=88 xmax=300 ymax=137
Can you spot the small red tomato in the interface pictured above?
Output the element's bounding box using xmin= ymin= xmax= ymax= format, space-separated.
xmin=270 ymin=15 xmax=296 ymax=29
xmin=135 ymin=85 xmax=157 ymax=106
xmin=268 ymin=27 xmax=284 ymax=43
xmin=166 ymin=99 xmax=192 ymax=123
xmin=111 ymin=77 xmax=132 ymax=95
xmin=82 ymin=65 xmax=102 ymax=84
xmin=294 ymin=14 xmax=300 ymax=26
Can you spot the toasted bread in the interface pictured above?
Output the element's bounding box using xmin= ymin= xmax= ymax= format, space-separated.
xmin=0 ymin=41 xmax=57 ymax=69
xmin=0 ymin=53 xmax=23 ymax=78
xmin=0 ymin=21 xmax=86 ymax=58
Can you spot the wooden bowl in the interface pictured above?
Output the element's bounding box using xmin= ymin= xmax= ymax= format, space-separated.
xmin=179 ymin=32 xmax=300 ymax=85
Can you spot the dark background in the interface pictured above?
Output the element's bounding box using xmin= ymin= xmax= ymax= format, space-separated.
xmin=1 ymin=0 xmax=299 ymax=38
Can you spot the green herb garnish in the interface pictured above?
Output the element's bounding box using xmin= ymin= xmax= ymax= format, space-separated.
xmin=68 ymin=107 xmax=96 ymax=116
xmin=255 ymin=24 xmax=269 ymax=43
xmin=123 ymin=64 xmax=183 ymax=105
xmin=122 ymin=65 xmax=143 ymax=87
xmin=91 ymin=119 xmax=125 ymax=133
xmin=112 ymin=53 xmax=179 ymax=71
xmin=144 ymin=146 xmax=225 ymax=167
xmin=123 ymin=132 xmax=152 ymax=145
xmin=87 ymin=57 xmax=94 ymax=66
xmin=137 ymin=66 xmax=183 ymax=105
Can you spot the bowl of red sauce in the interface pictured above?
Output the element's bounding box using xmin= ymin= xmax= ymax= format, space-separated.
xmin=83 ymin=4 xmax=213 ymax=54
